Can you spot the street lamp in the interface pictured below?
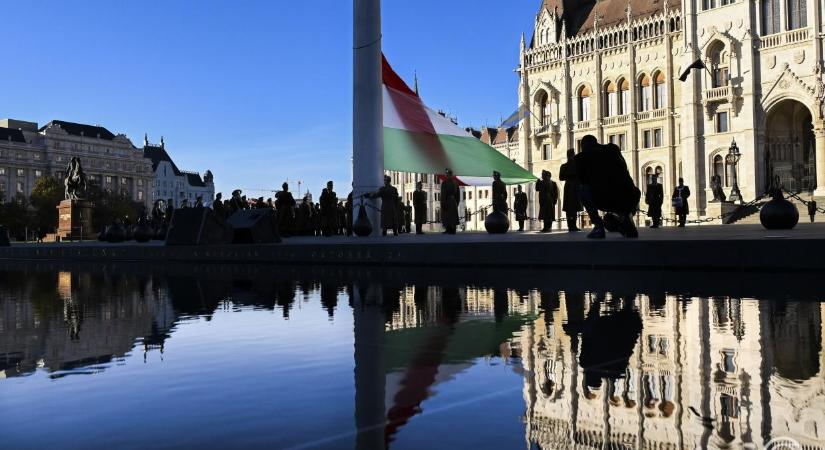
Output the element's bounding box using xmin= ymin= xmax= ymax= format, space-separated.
xmin=726 ymin=138 xmax=743 ymax=204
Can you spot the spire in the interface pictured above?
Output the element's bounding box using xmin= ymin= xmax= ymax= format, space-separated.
xmin=520 ymin=32 xmax=526 ymax=50
xmin=413 ymin=71 xmax=419 ymax=95
xmin=160 ymin=136 xmax=165 ymax=149
xmin=144 ymin=133 xmax=149 ymax=146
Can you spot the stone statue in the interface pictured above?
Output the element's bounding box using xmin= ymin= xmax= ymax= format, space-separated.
xmin=710 ymin=175 xmax=727 ymax=202
xmin=64 ymin=157 xmax=88 ymax=200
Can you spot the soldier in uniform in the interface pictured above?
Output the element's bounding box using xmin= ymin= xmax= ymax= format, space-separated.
xmin=413 ymin=181 xmax=428 ymax=235
xmin=513 ymin=185 xmax=528 ymax=231
xmin=491 ymin=171 xmax=508 ymax=214
xmin=367 ymin=175 xmax=399 ymax=236
xmin=559 ymin=149 xmax=582 ymax=232
xmin=275 ymin=183 xmax=296 ymax=237
xmin=645 ymin=173 xmax=664 ymax=228
xmin=319 ymin=181 xmax=338 ymax=237
xmin=535 ymin=170 xmax=559 ymax=232
xmin=441 ymin=168 xmax=460 ymax=234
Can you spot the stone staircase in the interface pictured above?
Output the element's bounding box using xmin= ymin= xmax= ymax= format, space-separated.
xmin=723 ymin=194 xmax=825 ymax=225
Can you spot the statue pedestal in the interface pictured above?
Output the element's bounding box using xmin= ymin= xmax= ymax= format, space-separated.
xmin=706 ymin=201 xmax=737 ymax=224
xmin=57 ymin=200 xmax=95 ymax=240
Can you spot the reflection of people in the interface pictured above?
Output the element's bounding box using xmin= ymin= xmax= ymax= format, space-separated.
xmin=559 ymin=149 xmax=582 ymax=232
xmin=513 ymin=186 xmax=528 ymax=231
xmin=672 ymin=178 xmax=691 ymax=227
xmin=579 ymin=300 xmax=643 ymax=391
xmin=645 ymin=174 xmax=664 ymax=228
xmin=441 ymin=169 xmax=460 ymax=234
xmin=574 ymin=135 xmax=641 ymax=239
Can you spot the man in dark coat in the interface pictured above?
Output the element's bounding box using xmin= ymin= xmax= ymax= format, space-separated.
xmin=275 ymin=183 xmax=296 ymax=237
xmin=574 ymin=135 xmax=641 ymax=239
xmin=491 ymin=171 xmax=508 ymax=214
xmin=404 ymin=202 xmax=413 ymax=234
xmin=229 ymin=190 xmax=245 ymax=214
xmin=212 ymin=193 xmax=225 ymax=219
xmin=645 ymin=174 xmax=664 ymax=228
xmin=441 ymin=169 xmax=460 ymax=234
xmin=559 ymin=149 xmax=582 ymax=232
xmin=165 ymin=198 xmax=175 ymax=224
xmin=513 ymin=185 xmax=528 ymax=231
xmin=319 ymin=181 xmax=338 ymax=237
xmin=395 ymin=197 xmax=405 ymax=234
xmin=368 ymin=175 xmax=399 ymax=236
xmin=413 ymin=181 xmax=428 ymax=235
xmin=345 ymin=192 xmax=354 ymax=236
xmin=535 ymin=170 xmax=559 ymax=232
xmin=672 ymin=178 xmax=691 ymax=227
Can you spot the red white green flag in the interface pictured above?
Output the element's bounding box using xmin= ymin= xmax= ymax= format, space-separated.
xmin=382 ymin=56 xmax=537 ymax=186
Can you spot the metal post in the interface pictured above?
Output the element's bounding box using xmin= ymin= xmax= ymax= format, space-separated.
xmin=727 ymin=139 xmax=743 ymax=203
xmin=353 ymin=0 xmax=384 ymax=236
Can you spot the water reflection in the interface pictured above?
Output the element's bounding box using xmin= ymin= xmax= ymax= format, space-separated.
xmin=0 ymin=265 xmax=823 ymax=449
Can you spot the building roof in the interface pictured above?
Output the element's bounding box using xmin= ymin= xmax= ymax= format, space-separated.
xmin=540 ymin=0 xmax=679 ymax=39
xmin=185 ymin=172 xmax=206 ymax=188
xmin=0 ymin=126 xmax=27 ymax=143
xmin=480 ymin=127 xmax=499 ymax=146
xmin=39 ymin=120 xmax=117 ymax=140
xmin=143 ymin=145 xmax=182 ymax=176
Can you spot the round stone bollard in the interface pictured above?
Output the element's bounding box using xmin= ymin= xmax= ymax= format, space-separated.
xmin=353 ymin=204 xmax=373 ymax=237
xmin=760 ymin=190 xmax=799 ymax=230
xmin=484 ymin=211 xmax=510 ymax=234
xmin=105 ymin=223 xmax=127 ymax=243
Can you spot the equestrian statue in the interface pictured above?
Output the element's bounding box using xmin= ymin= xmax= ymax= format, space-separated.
xmin=64 ymin=157 xmax=88 ymax=200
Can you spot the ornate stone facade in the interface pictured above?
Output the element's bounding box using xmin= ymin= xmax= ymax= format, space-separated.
xmin=518 ymin=0 xmax=825 ymax=224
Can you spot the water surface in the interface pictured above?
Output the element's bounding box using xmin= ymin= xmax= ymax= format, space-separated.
xmin=1 ymin=264 xmax=823 ymax=449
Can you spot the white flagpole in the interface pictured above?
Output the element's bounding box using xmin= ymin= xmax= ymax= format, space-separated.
xmin=353 ymin=0 xmax=383 ymax=236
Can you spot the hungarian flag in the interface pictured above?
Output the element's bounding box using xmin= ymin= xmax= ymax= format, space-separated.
xmin=382 ymin=56 xmax=537 ymax=186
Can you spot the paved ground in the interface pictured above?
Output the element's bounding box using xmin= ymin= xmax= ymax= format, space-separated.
xmin=3 ymin=223 xmax=823 ymax=271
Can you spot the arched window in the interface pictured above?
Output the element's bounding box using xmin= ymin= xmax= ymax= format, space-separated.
xmin=537 ymin=91 xmax=550 ymax=126
xmin=713 ymin=154 xmax=725 ymax=186
xmin=639 ymin=74 xmax=652 ymax=112
xmin=619 ymin=79 xmax=630 ymax=114
xmin=654 ymin=72 xmax=667 ymax=109
xmin=645 ymin=166 xmax=654 ymax=190
xmin=578 ymin=86 xmax=591 ymax=122
xmin=708 ymin=42 xmax=728 ymax=88
xmin=787 ymin=0 xmax=808 ymax=30
xmin=762 ymin=0 xmax=780 ymax=35
xmin=604 ymin=81 xmax=617 ymax=117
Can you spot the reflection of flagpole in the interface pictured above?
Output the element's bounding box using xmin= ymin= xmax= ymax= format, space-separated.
xmin=353 ymin=282 xmax=385 ymax=450
xmin=353 ymin=0 xmax=383 ymax=237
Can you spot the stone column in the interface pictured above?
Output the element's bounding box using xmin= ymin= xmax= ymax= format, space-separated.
xmin=813 ymin=124 xmax=825 ymax=196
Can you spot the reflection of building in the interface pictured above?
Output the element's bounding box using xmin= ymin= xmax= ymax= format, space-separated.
xmin=521 ymin=294 xmax=825 ymax=449
xmin=0 ymin=119 xmax=153 ymax=207
xmin=519 ymin=0 xmax=825 ymax=226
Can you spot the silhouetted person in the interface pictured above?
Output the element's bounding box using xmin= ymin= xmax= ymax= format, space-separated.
xmin=194 ymin=196 xmax=204 ymax=208
xmin=275 ymin=183 xmax=296 ymax=237
xmin=413 ymin=181 xmax=427 ymax=234
xmin=574 ymin=135 xmax=641 ymax=239
xmin=808 ymin=197 xmax=817 ymax=223
xmin=559 ymin=148 xmax=582 ymax=232
xmin=404 ymin=202 xmax=413 ymax=234
xmin=395 ymin=197 xmax=404 ymax=234
xmin=513 ymin=185 xmax=528 ymax=231
xmin=491 ymin=171 xmax=508 ymax=214
xmin=535 ymin=170 xmax=559 ymax=232
xmin=441 ymin=169 xmax=460 ymax=234
xmin=368 ymin=175 xmax=399 ymax=236
xmin=180 ymin=198 xmax=190 ymax=208
xmin=672 ymin=178 xmax=690 ymax=227
xmin=229 ymin=190 xmax=245 ymax=214
xmin=320 ymin=181 xmax=338 ymax=237
xmin=212 ymin=193 xmax=225 ymax=219
xmin=579 ymin=300 xmax=643 ymax=391
xmin=645 ymin=173 xmax=664 ymax=228
xmin=241 ymin=195 xmax=249 ymax=210
xmin=345 ymin=192 xmax=354 ymax=236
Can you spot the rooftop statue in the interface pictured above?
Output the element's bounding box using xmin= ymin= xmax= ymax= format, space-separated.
xmin=64 ymin=157 xmax=88 ymax=200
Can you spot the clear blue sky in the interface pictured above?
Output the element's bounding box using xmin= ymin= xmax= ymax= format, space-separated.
xmin=4 ymin=1 xmax=538 ymax=198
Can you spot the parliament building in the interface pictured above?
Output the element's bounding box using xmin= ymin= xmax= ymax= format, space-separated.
xmin=515 ymin=0 xmax=825 ymax=223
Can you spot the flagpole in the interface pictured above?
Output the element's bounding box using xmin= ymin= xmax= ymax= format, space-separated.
xmin=353 ymin=0 xmax=383 ymax=237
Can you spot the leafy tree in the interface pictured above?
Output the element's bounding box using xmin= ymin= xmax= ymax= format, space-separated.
xmin=0 ymin=194 xmax=31 ymax=240
xmin=30 ymin=176 xmax=64 ymax=235
xmin=86 ymin=182 xmax=143 ymax=230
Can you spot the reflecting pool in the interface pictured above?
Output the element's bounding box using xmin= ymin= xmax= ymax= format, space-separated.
xmin=1 ymin=264 xmax=823 ymax=450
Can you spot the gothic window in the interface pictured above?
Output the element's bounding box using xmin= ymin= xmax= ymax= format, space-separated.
xmin=762 ymin=0 xmax=781 ymax=35
xmin=578 ymin=86 xmax=591 ymax=122
xmin=654 ymin=72 xmax=667 ymax=109
xmin=645 ymin=167 xmax=654 ymax=190
xmin=787 ymin=0 xmax=808 ymax=30
xmin=708 ymin=42 xmax=728 ymax=88
xmin=605 ymin=81 xmax=617 ymax=117
xmin=619 ymin=79 xmax=630 ymax=114
xmin=639 ymin=74 xmax=652 ymax=112
xmin=713 ymin=154 xmax=726 ymax=185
